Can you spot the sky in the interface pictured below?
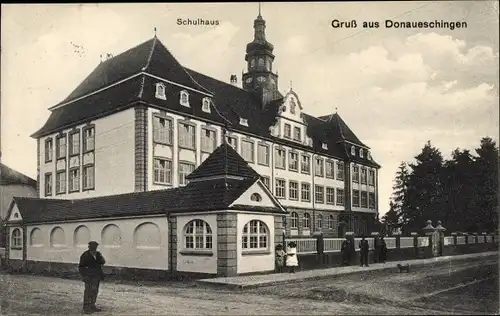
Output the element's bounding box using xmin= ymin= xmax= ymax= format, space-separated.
xmin=1 ymin=2 xmax=499 ymax=215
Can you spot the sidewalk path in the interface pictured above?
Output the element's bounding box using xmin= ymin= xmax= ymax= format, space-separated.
xmin=197 ymin=251 xmax=498 ymax=289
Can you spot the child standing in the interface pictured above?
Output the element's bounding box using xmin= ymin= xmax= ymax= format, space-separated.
xmin=286 ymin=242 xmax=298 ymax=273
xmin=275 ymin=244 xmax=286 ymax=273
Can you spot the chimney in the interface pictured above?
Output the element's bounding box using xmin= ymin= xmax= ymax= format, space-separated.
xmin=230 ymin=74 xmax=238 ymax=87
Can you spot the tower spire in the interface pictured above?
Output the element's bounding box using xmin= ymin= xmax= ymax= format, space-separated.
xmin=258 ymin=2 xmax=261 ymax=17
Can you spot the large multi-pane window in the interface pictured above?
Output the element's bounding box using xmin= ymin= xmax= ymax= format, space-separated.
xmin=184 ymin=220 xmax=212 ymax=250
xmin=352 ymin=189 xmax=360 ymax=207
xmin=56 ymin=134 xmax=67 ymax=159
xmin=301 ymin=182 xmax=311 ymax=201
xmin=69 ymin=168 xmax=80 ymax=192
xmin=326 ymin=161 xmax=334 ymax=178
xmin=83 ymin=165 xmax=95 ymax=190
xmin=293 ymin=127 xmax=301 ymax=141
xmin=257 ymin=144 xmax=269 ymax=165
xmin=315 ymin=185 xmax=324 ymax=203
xmin=303 ymin=213 xmax=311 ymax=229
xmin=315 ymin=158 xmax=324 ymax=177
xmin=153 ymin=158 xmax=172 ymax=184
xmin=369 ymin=192 xmax=376 ymax=209
xmin=261 ymin=176 xmax=270 ymax=189
xmin=336 ymin=188 xmax=344 ymax=206
xmin=275 ymin=179 xmax=286 ymax=198
xmin=83 ymin=127 xmax=95 ymax=152
xmin=45 ymin=138 xmax=53 ymax=162
xmin=301 ymin=155 xmax=311 ymax=174
xmin=56 ymin=171 xmax=66 ymax=194
xmin=289 ymin=181 xmax=298 ymax=200
xmin=284 ymin=124 xmax=291 ymax=138
xmin=361 ymin=168 xmax=368 ymax=185
xmin=201 ymin=128 xmax=216 ymax=153
xmin=241 ymin=140 xmax=254 ymax=162
xmin=326 ymin=187 xmax=335 ymax=204
xmin=336 ymin=162 xmax=344 ymax=180
xmin=153 ymin=117 xmax=172 ymax=144
xmin=44 ymin=173 xmax=52 ymax=196
xmin=179 ymin=162 xmax=195 ymax=185
xmin=352 ymin=166 xmax=360 ymax=183
xmin=275 ymin=148 xmax=286 ymax=169
xmin=369 ymin=170 xmax=376 ymax=186
xmin=242 ymin=220 xmax=268 ymax=250
xmin=316 ymin=214 xmax=323 ymax=230
xmin=69 ymin=131 xmax=80 ymax=156
xmin=289 ymin=152 xmax=298 ymax=171
xmin=361 ymin=191 xmax=368 ymax=208
xmin=290 ymin=212 xmax=299 ymax=228
xmin=178 ymin=123 xmax=195 ymax=149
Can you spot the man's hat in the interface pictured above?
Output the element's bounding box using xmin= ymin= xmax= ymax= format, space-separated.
xmin=88 ymin=241 xmax=99 ymax=247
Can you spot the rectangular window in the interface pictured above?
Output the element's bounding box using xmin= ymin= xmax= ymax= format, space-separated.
xmin=315 ymin=185 xmax=324 ymax=203
xmin=336 ymin=162 xmax=344 ymax=180
xmin=352 ymin=166 xmax=360 ymax=183
xmin=369 ymin=192 xmax=376 ymax=209
xmin=336 ymin=188 xmax=344 ymax=206
xmin=69 ymin=168 xmax=80 ymax=192
xmin=241 ymin=140 xmax=254 ymax=162
xmin=261 ymin=176 xmax=270 ymax=189
xmin=56 ymin=171 xmax=66 ymax=194
xmin=289 ymin=181 xmax=298 ymax=200
xmin=275 ymin=179 xmax=286 ymax=199
xmin=201 ymin=128 xmax=216 ymax=153
xmin=293 ymin=126 xmax=301 ymax=141
xmin=257 ymin=144 xmax=269 ymax=165
xmin=288 ymin=152 xmax=298 ymax=171
xmin=301 ymin=155 xmax=311 ymax=174
xmin=315 ymin=158 xmax=324 ymax=177
xmin=178 ymin=123 xmax=195 ymax=149
xmin=44 ymin=173 xmax=52 ymax=196
xmin=326 ymin=187 xmax=335 ymax=204
xmin=83 ymin=165 xmax=95 ymax=190
xmin=369 ymin=170 xmax=375 ymax=186
xmin=361 ymin=191 xmax=368 ymax=208
xmin=69 ymin=131 xmax=80 ymax=156
xmin=153 ymin=158 xmax=172 ymax=184
xmin=352 ymin=189 xmax=360 ymax=207
xmin=361 ymin=168 xmax=368 ymax=185
xmin=153 ymin=116 xmax=173 ymax=145
xmin=56 ymin=134 xmax=67 ymax=159
xmin=301 ymin=182 xmax=311 ymax=202
xmin=326 ymin=161 xmax=334 ymax=178
xmin=225 ymin=135 xmax=238 ymax=151
xmin=284 ymin=123 xmax=291 ymax=138
xmin=45 ymin=138 xmax=53 ymax=162
xmin=179 ymin=162 xmax=195 ymax=186
xmin=83 ymin=127 xmax=95 ymax=152
xmin=275 ymin=148 xmax=286 ymax=169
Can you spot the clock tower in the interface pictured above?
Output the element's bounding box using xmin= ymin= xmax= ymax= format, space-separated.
xmin=242 ymin=7 xmax=279 ymax=100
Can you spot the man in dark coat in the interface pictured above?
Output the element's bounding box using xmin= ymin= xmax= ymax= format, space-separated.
xmin=341 ymin=238 xmax=351 ymax=266
xmin=379 ymin=236 xmax=388 ymax=263
xmin=79 ymin=241 xmax=106 ymax=314
xmin=358 ymin=236 xmax=370 ymax=267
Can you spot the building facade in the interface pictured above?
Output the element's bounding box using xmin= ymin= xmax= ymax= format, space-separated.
xmin=31 ymin=12 xmax=380 ymax=238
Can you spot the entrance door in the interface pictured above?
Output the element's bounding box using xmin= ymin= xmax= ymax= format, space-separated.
xmin=338 ymin=222 xmax=346 ymax=238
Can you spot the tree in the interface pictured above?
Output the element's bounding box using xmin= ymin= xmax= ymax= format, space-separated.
xmin=391 ymin=162 xmax=408 ymax=228
xmin=382 ymin=201 xmax=400 ymax=235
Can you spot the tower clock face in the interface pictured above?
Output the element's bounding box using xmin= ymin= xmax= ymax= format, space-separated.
xmin=245 ymin=77 xmax=253 ymax=84
xmin=257 ymin=76 xmax=267 ymax=83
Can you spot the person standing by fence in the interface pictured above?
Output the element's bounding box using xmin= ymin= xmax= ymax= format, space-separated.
xmin=286 ymin=241 xmax=298 ymax=273
xmin=341 ymin=237 xmax=352 ymax=266
xmin=379 ymin=236 xmax=388 ymax=263
xmin=275 ymin=244 xmax=286 ymax=273
xmin=358 ymin=236 xmax=370 ymax=267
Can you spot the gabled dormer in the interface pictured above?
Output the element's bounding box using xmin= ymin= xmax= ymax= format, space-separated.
xmin=202 ymin=97 xmax=211 ymax=113
xmin=155 ymin=82 xmax=166 ymax=100
xmin=180 ymin=90 xmax=190 ymax=107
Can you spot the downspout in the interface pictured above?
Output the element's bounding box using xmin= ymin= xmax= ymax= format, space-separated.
xmin=168 ymin=215 xmax=173 ymax=273
xmin=311 ymin=153 xmax=316 ymax=233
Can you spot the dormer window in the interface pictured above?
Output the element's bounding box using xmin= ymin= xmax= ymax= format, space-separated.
xmin=270 ymin=124 xmax=278 ymax=137
xmin=250 ymin=193 xmax=262 ymax=202
xmin=360 ymin=149 xmax=364 ymax=158
xmin=202 ymin=97 xmax=211 ymax=113
xmin=367 ymin=151 xmax=372 ymax=160
xmin=155 ymin=82 xmax=166 ymax=100
xmin=180 ymin=90 xmax=190 ymax=107
xmin=351 ymin=146 xmax=356 ymax=155
xmin=322 ymin=143 xmax=328 ymax=150
xmin=239 ymin=118 xmax=249 ymax=127
xmin=306 ymin=137 xmax=313 ymax=147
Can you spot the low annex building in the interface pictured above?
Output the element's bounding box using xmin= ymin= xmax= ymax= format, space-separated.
xmin=5 ymin=143 xmax=287 ymax=277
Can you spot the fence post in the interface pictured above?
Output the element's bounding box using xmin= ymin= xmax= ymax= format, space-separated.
xmin=482 ymin=232 xmax=487 ymax=243
xmin=371 ymin=232 xmax=379 ymax=263
xmin=411 ymin=232 xmax=419 ymax=258
xmin=472 ymin=232 xmax=478 ymax=244
xmin=345 ymin=231 xmax=355 ymax=266
xmin=451 ymin=232 xmax=457 ymax=246
xmin=464 ymin=232 xmax=469 ymax=244
xmin=394 ymin=231 xmax=401 ymax=249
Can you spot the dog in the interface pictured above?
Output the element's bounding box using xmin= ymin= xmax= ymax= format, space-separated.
xmin=397 ymin=263 xmax=410 ymax=273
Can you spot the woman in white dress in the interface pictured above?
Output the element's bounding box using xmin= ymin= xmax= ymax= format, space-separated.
xmin=286 ymin=241 xmax=298 ymax=273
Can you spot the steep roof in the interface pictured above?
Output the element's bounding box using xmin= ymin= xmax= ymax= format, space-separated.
xmin=186 ymin=142 xmax=260 ymax=180
xmin=0 ymin=164 xmax=37 ymax=187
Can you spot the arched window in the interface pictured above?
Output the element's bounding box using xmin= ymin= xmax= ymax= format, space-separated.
xmin=101 ymin=224 xmax=122 ymax=247
xmin=316 ymin=214 xmax=323 ymax=230
xmin=30 ymin=228 xmax=43 ymax=246
xmin=242 ymin=220 xmax=268 ymax=250
xmin=50 ymin=227 xmax=66 ymax=248
xmin=11 ymin=228 xmax=22 ymax=248
xmin=155 ymin=83 xmax=166 ymax=100
xmin=328 ymin=215 xmax=335 ymax=229
xmin=258 ymin=58 xmax=264 ymax=68
xmin=184 ymin=220 xmax=212 ymax=250
xmin=351 ymin=146 xmax=356 ymax=155
xmin=290 ymin=212 xmax=299 ymax=228
xmin=250 ymin=193 xmax=262 ymax=202
xmin=250 ymin=59 xmax=255 ymax=68
xmin=73 ymin=225 xmax=91 ymax=247
xmin=303 ymin=213 xmax=311 ymax=229
xmin=180 ymin=90 xmax=190 ymax=107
